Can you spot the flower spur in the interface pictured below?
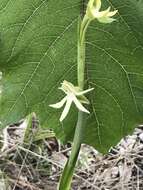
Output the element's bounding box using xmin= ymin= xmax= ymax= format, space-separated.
xmin=49 ymin=80 xmax=94 ymax=122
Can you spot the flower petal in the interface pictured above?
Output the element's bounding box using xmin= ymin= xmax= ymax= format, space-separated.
xmin=88 ymin=0 xmax=95 ymax=10
xmin=72 ymin=94 xmax=90 ymax=114
xmin=95 ymin=0 xmax=101 ymax=11
xmin=98 ymin=17 xmax=116 ymax=23
xmin=76 ymin=88 xmax=94 ymax=96
xmin=93 ymin=7 xmax=110 ymax=18
xmin=107 ymin=10 xmax=118 ymax=17
xmin=78 ymin=95 xmax=90 ymax=104
xmin=49 ymin=96 xmax=67 ymax=109
xmin=60 ymin=97 xmax=73 ymax=122
xmin=58 ymin=87 xmax=67 ymax=94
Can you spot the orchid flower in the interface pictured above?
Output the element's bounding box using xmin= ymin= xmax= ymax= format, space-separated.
xmin=86 ymin=0 xmax=118 ymax=23
xmin=49 ymin=80 xmax=94 ymax=122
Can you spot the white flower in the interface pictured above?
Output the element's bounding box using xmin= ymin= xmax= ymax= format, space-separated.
xmin=86 ymin=0 xmax=118 ymax=23
xmin=49 ymin=80 xmax=94 ymax=122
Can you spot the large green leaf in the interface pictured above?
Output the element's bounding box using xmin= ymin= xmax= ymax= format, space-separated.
xmin=0 ymin=0 xmax=143 ymax=153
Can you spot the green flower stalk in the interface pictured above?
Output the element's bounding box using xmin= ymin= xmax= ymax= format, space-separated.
xmin=49 ymin=0 xmax=117 ymax=189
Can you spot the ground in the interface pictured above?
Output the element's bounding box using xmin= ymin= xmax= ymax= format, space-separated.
xmin=0 ymin=118 xmax=143 ymax=190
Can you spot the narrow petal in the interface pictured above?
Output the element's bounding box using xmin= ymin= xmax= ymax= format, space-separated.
xmin=78 ymin=96 xmax=90 ymax=104
xmin=95 ymin=0 xmax=101 ymax=11
xmin=61 ymin=80 xmax=75 ymax=93
xmin=93 ymin=7 xmax=110 ymax=18
xmin=58 ymin=87 xmax=67 ymax=94
xmin=107 ymin=10 xmax=118 ymax=17
xmin=76 ymin=88 xmax=94 ymax=96
xmin=79 ymin=99 xmax=89 ymax=105
xmin=98 ymin=17 xmax=116 ymax=23
xmin=72 ymin=95 xmax=90 ymax=114
xmin=88 ymin=0 xmax=95 ymax=10
xmin=49 ymin=96 xmax=67 ymax=109
xmin=60 ymin=97 xmax=73 ymax=122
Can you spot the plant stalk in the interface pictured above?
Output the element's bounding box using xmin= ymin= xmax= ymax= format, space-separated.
xmin=78 ymin=15 xmax=90 ymax=89
xmin=58 ymin=111 xmax=86 ymax=190
xmin=58 ymin=15 xmax=91 ymax=190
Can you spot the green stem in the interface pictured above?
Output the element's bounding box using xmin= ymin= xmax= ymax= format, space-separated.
xmin=58 ymin=111 xmax=86 ymax=190
xmin=78 ymin=15 xmax=90 ymax=89
xmin=58 ymin=15 xmax=91 ymax=190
